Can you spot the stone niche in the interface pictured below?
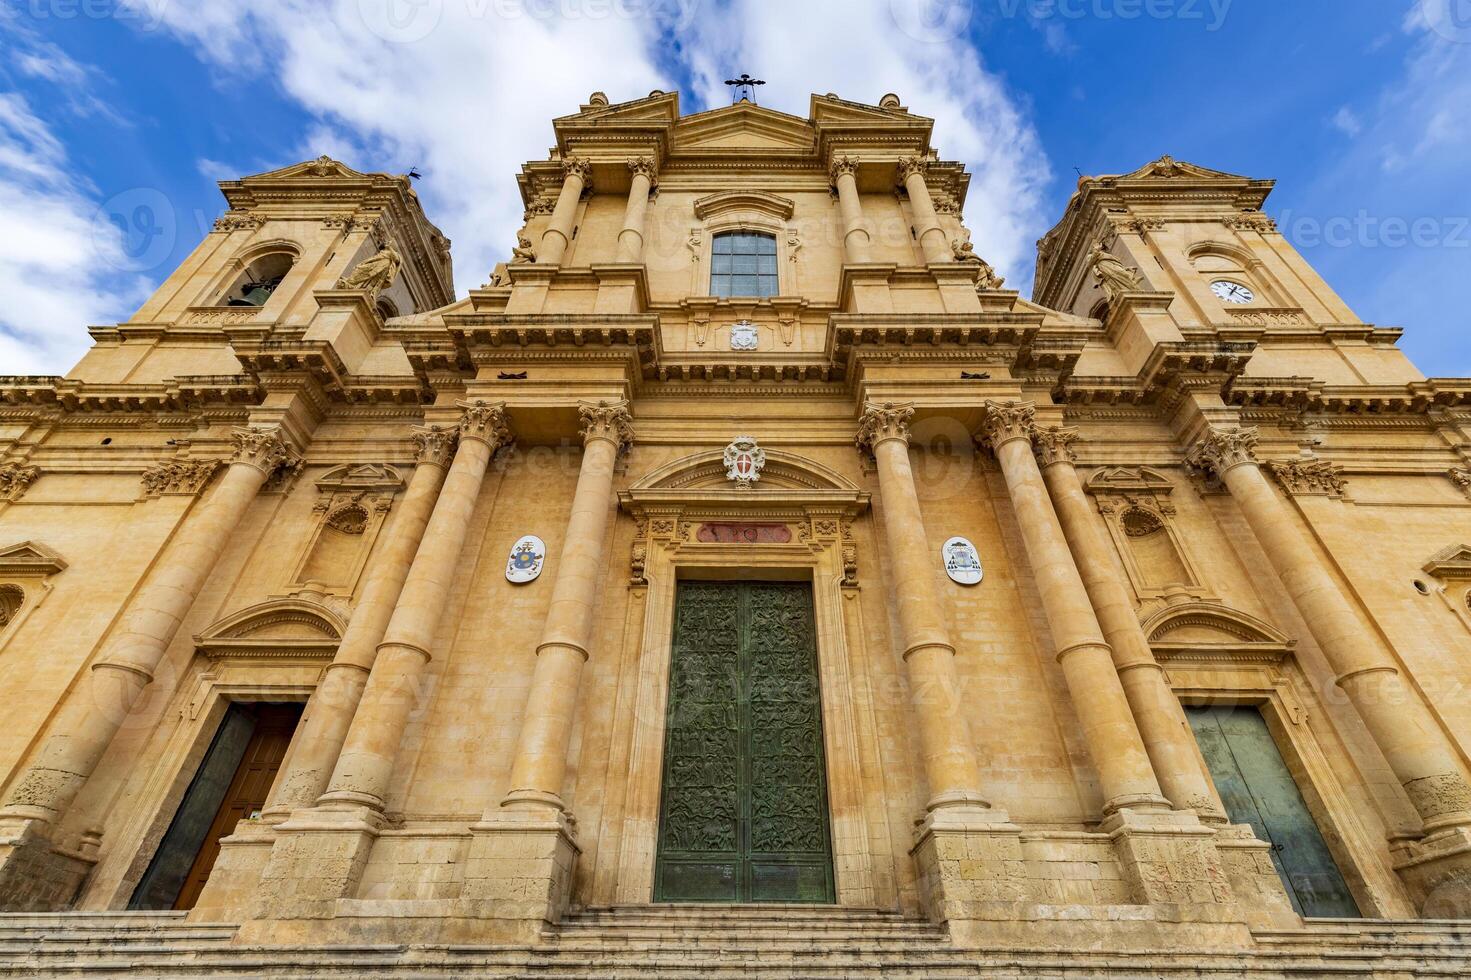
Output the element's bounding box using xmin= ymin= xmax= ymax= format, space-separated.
xmin=286 ymin=464 xmax=404 ymax=594
xmin=1086 ymin=466 xmax=1205 ymax=599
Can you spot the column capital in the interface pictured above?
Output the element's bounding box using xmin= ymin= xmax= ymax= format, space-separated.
xmin=561 ymin=157 xmax=593 ymax=188
xmin=977 ymin=400 xmax=1037 ymax=452
xmin=0 ymin=462 xmax=40 ymax=501
xmin=1267 ymin=457 xmax=1347 ymax=497
xmin=855 ymin=401 xmax=913 ymax=455
xmin=410 ymin=423 xmax=458 ymax=467
xmin=141 ymin=458 xmax=220 ymax=498
xmin=456 ymin=400 xmax=512 ymax=450
xmin=896 ymin=155 xmax=927 ymax=183
xmin=229 ymin=425 xmax=296 ymax=475
xmin=626 ymin=156 xmax=657 ymax=188
xmin=1187 ymin=426 xmax=1259 ymax=476
xmin=828 ymin=154 xmax=859 ymax=184
xmin=579 ymin=399 xmax=633 ymax=452
xmin=1033 ymin=425 xmax=1080 ymax=468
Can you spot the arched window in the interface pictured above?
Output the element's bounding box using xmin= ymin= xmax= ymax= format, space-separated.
xmin=220 ymin=251 xmax=295 ymax=307
xmin=710 ymin=231 xmax=777 ymax=298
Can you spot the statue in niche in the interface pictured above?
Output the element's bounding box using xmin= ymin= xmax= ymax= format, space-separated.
xmin=511 ymin=234 xmax=537 ymax=263
xmin=1088 ymin=243 xmax=1144 ymax=302
xmin=336 ymin=244 xmax=401 ymax=298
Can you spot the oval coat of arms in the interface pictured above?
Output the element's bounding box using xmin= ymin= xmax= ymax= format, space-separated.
xmin=942 ymin=536 xmax=983 ymax=586
xmin=505 ymin=534 xmax=546 ymax=584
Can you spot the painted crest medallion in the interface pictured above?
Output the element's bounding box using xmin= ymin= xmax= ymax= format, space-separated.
xmin=723 ymin=435 xmax=766 ymax=489
xmin=505 ymin=534 xmax=546 ymax=583
xmin=942 ymin=536 xmax=983 ymax=585
xmin=729 ymin=320 xmax=759 ymax=351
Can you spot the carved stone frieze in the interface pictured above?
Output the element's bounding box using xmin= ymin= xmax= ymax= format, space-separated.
xmin=212 ymin=210 xmax=265 ymax=232
xmin=1267 ymin=457 xmax=1347 ymax=497
xmin=1224 ymin=212 xmax=1279 ymax=234
xmin=141 ymin=458 xmax=221 ymax=498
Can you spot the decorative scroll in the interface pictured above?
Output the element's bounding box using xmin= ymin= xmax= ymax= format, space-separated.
xmin=0 ymin=463 xmax=41 ymax=502
xmin=141 ymin=458 xmax=221 ymax=498
xmin=1267 ymin=457 xmax=1347 ymax=498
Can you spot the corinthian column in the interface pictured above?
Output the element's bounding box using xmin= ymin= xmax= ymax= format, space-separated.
xmin=615 ymin=157 xmax=656 ymax=263
xmin=898 ymin=156 xmax=949 ymax=265
xmin=538 ymin=158 xmax=591 ymax=267
xmin=830 ymin=155 xmax=873 ymax=265
xmin=318 ymin=402 xmax=510 ymax=812
xmin=261 ymin=425 xmax=456 ymax=820
xmin=979 ymin=402 xmax=1169 ymax=815
xmin=0 ymin=426 xmax=294 ymax=834
xmin=1190 ymin=427 xmax=1471 ymax=832
xmin=856 ymin=403 xmax=989 ymax=812
xmin=501 ymin=400 xmax=632 ymax=812
xmin=1034 ymin=426 xmax=1224 ymax=820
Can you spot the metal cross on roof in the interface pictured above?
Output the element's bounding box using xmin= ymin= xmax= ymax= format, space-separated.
xmin=725 ymin=73 xmax=765 ymax=104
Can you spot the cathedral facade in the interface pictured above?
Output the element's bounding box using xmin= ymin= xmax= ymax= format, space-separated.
xmin=1 ymin=90 xmax=1471 ymax=973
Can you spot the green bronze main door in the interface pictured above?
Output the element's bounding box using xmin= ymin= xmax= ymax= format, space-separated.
xmin=654 ymin=580 xmax=835 ymax=903
xmin=1187 ymin=705 xmax=1359 ymax=918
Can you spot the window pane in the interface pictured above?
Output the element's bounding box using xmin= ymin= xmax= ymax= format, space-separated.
xmin=730 ymin=275 xmax=758 ymax=295
xmin=756 ymin=275 xmax=778 ymax=297
xmin=712 ymin=235 xmax=734 ymax=255
xmin=731 ymin=254 xmax=760 ymax=274
xmin=756 ymin=253 xmax=778 ymax=274
xmin=711 ymin=254 xmax=734 ymax=274
xmin=710 ymin=233 xmax=777 ymax=295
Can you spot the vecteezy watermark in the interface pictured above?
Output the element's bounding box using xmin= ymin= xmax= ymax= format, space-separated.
xmin=1421 ymin=0 xmax=1471 ymax=44
xmin=1278 ymin=210 xmax=1471 ymax=250
xmin=889 ymin=0 xmax=1231 ymax=42
xmin=91 ymin=188 xmax=176 ymax=274
xmin=22 ymin=0 xmax=171 ymax=31
xmin=354 ymin=0 xmax=702 ymax=44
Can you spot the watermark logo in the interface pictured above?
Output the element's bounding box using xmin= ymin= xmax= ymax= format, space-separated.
xmin=890 ymin=0 xmax=974 ymax=42
xmin=355 ymin=0 xmax=444 ymax=43
xmin=1421 ymin=0 xmax=1471 ymax=43
xmin=92 ymin=188 xmax=175 ymax=273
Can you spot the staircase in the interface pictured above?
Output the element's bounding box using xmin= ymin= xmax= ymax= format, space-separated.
xmin=2 ymin=907 xmax=1471 ymax=978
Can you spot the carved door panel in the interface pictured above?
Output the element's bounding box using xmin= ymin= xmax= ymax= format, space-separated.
xmin=654 ymin=581 xmax=834 ymax=903
xmin=1188 ymin=705 xmax=1359 ymax=918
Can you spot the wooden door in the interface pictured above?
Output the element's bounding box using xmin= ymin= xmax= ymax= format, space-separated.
xmin=654 ymin=581 xmax=834 ymax=903
xmin=1187 ymin=705 xmax=1358 ymax=917
xmin=172 ymin=703 xmax=302 ymax=909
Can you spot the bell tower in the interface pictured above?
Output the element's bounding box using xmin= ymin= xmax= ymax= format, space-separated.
xmin=72 ymin=156 xmax=455 ymax=385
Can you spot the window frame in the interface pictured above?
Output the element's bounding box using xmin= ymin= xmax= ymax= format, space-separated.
xmin=708 ymin=230 xmax=780 ymax=299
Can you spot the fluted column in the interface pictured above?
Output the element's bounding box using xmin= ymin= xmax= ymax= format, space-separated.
xmin=318 ymin=402 xmax=510 ymax=812
xmin=857 ymin=403 xmax=988 ymax=812
xmin=0 ymin=427 xmax=294 ymax=831
xmin=538 ymin=158 xmax=591 ymax=267
xmin=615 ymin=157 xmax=656 ymax=264
xmin=898 ymin=156 xmax=949 ymax=264
xmin=980 ymin=402 xmax=1169 ymax=815
xmin=261 ymin=425 xmax=456 ymax=820
xmin=1191 ymin=427 xmax=1471 ymax=832
xmin=830 ymin=155 xmax=873 ymax=265
xmin=1035 ymin=426 xmax=1225 ymax=820
xmin=501 ymin=400 xmax=632 ymax=812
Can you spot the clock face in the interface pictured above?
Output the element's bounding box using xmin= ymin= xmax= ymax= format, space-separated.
xmin=1211 ymin=280 xmax=1255 ymax=304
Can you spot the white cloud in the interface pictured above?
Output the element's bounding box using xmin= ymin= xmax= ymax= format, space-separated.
xmin=1331 ymin=106 xmax=1362 ymax=137
xmin=128 ymin=0 xmax=1050 ymax=298
xmin=0 ymin=51 xmax=150 ymax=374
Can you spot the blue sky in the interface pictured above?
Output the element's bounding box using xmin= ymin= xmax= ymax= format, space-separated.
xmin=1 ymin=1 xmax=1467 ymax=376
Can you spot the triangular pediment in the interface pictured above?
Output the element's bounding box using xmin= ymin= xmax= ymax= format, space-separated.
xmin=1086 ymin=466 xmax=1176 ymax=495
xmin=0 ymin=540 xmax=67 ymax=577
xmin=315 ymin=462 xmax=405 ymax=494
xmin=673 ymin=103 xmax=816 ymax=154
xmin=1424 ymin=544 xmax=1471 ymax=580
xmin=240 ymin=156 xmax=374 ymax=182
xmin=1116 ymin=155 xmax=1248 ymax=182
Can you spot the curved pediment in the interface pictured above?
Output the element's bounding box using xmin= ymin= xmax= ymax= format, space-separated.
xmin=1142 ymin=601 xmax=1293 ymax=664
xmin=195 ymin=598 xmax=345 ymax=662
xmin=693 ymin=191 xmax=795 ymax=222
xmin=631 ymin=449 xmax=859 ymax=492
